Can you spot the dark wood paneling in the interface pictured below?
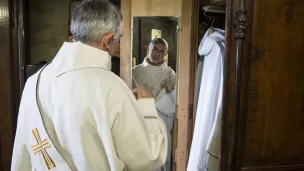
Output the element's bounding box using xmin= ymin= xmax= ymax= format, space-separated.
xmin=11 ymin=0 xmax=28 ymax=131
xmin=244 ymin=0 xmax=304 ymax=165
xmin=222 ymin=0 xmax=304 ymax=170
xmin=220 ymin=0 xmax=235 ymax=169
xmin=241 ymin=164 xmax=304 ymax=171
xmin=0 ymin=0 xmax=14 ymax=170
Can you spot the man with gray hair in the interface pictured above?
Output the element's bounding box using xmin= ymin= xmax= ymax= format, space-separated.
xmin=11 ymin=0 xmax=167 ymax=171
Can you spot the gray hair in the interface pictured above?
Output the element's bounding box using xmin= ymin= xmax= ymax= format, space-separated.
xmin=149 ymin=38 xmax=169 ymax=49
xmin=70 ymin=0 xmax=122 ymax=43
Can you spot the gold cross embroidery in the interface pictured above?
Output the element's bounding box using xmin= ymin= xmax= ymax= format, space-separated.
xmin=143 ymin=83 xmax=154 ymax=98
xmin=31 ymin=128 xmax=56 ymax=170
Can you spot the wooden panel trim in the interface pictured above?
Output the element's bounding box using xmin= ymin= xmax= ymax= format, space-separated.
xmin=222 ymin=1 xmax=304 ymax=170
xmin=220 ymin=0 xmax=234 ymax=170
xmin=188 ymin=0 xmax=200 ymax=144
xmin=174 ymin=0 xmax=193 ymax=170
xmin=0 ymin=0 xmax=14 ymax=170
xmin=11 ymin=0 xmax=20 ymax=131
xmin=234 ymin=0 xmax=254 ymax=170
xmin=228 ymin=0 xmax=249 ymax=169
xmin=120 ymin=0 xmax=132 ymax=88
xmin=11 ymin=0 xmax=29 ymax=129
xmin=241 ymin=163 xmax=304 ymax=171
xmin=17 ymin=0 xmax=28 ymax=92
xmin=220 ymin=0 xmax=252 ymax=170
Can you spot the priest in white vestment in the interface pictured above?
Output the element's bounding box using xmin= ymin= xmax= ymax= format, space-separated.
xmin=11 ymin=1 xmax=168 ymax=171
xmin=132 ymin=38 xmax=176 ymax=171
xmin=187 ymin=28 xmax=225 ymax=171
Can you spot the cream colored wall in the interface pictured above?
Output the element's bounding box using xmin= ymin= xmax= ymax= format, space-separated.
xmin=131 ymin=0 xmax=182 ymax=16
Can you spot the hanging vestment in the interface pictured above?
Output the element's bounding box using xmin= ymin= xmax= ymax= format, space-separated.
xmin=205 ymin=33 xmax=225 ymax=171
xmin=194 ymin=54 xmax=204 ymax=117
xmin=187 ymin=28 xmax=225 ymax=171
xmin=11 ymin=65 xmax=72 ymax=171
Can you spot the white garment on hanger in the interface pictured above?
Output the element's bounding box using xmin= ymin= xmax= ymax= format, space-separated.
xmin=187 ymin=28 xmax=225 ymax=171
xmin=205 ymin=47 xmax=223 ymax=171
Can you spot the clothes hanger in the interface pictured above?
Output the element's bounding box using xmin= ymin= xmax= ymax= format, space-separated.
xmin=203 ymin=10 xmax=223 ymax=35
xmin=208 ymin=18 xmax=215 ymax=35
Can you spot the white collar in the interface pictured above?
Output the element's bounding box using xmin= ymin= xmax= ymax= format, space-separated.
xmin=52 ymin=41 xmax=112 ymax=76
xmin=142 ymin=57 xmax=168 ymax=69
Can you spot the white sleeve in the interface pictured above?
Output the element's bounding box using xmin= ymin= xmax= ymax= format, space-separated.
xmin=169 ymin=88 xmax=176 ymax=101
xmin=11 ymin=113 xmax=32 ymax=171
xmin=155 ymin=89 xmax=176 ymax=115
xmin=111 ymin=97 xmax=168 ymax=171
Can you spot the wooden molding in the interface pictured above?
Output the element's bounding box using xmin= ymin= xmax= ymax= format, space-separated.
xmin=0 ymin=0 xmax=16 ymax=170
xmin=120 ymin=0 xmax=132 ymax=88
xmin=174 ymin=0 xmax=193 ymax=170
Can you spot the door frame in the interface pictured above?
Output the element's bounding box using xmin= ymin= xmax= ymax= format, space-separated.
xmin=220 ymin=0 xmax=251 ymax=170
xmin=0 ymin=0 xmax=28 ymax=169
xmin=120 ymin=0 xmax=195 ymax=170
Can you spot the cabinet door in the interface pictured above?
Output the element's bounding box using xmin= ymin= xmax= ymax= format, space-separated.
xmin=0 ymin=0 xmax=15 ymax=170
xmin=222 ymin=0 xmax=304 ymax=170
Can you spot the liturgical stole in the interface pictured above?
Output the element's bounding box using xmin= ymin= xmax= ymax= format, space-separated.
xmin=25 ymin=64 xmax=72 ymax=171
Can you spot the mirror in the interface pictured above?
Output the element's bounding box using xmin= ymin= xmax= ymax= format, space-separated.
xmin=131 ymin=16 xmax=179 ymax=171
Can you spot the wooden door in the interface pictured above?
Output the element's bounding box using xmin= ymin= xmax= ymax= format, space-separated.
xmin=0 ymin=0 xmax=15 ymax=170
xmin=221 ymin=0 xmax=304 ymax=170
xmin=0 ymin=0 xmax=27 ymax=170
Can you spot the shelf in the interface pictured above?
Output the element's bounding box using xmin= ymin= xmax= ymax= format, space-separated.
xmin=211 ymin=0 xmax=226 ymax=6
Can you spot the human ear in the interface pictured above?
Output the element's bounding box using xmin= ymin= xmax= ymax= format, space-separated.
xmin=100 ymin=32 xmax=115 ymax=50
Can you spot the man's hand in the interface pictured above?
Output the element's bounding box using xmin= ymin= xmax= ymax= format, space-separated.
xmin=162 ymin=77 xmax=174 ymax=93
xmin=132 ymin=86 xmax=152 ymax=99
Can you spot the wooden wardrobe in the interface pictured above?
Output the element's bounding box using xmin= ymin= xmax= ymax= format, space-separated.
xmin=120 ymin=0 xmax=304 ymax=171
xmin=221 ymin=0 xmax=304 ymax=170
xmin=193 ymin=0 xmax=304 ymax=170
xmin=1 ymin=0 xmax=304 ymax=170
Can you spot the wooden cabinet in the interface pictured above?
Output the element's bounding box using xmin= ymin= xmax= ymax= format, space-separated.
xmin=221 ymin=0 xmax=304 ymax=170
